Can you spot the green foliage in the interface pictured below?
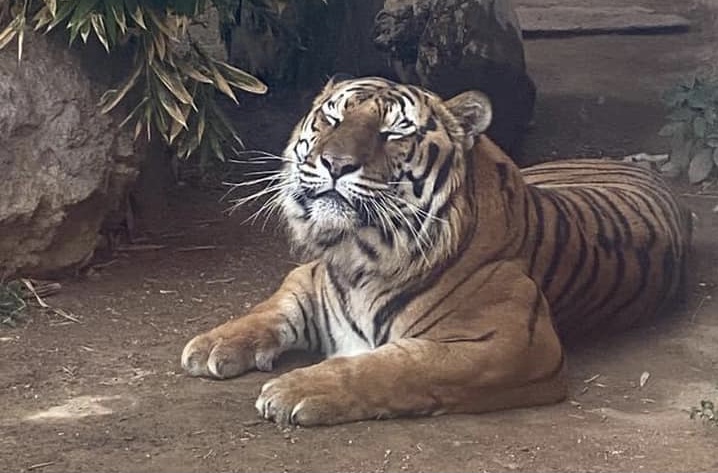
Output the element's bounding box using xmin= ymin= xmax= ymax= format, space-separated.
xmin=0 ymin=280 xmax=26 ymax=327
xmin=0 ymin=0 xmax=269 ymax=163
xmin=690 ymin=400 xmax=718 ymax=427
xmin=660 ymin=74 xmax=718 ymax=184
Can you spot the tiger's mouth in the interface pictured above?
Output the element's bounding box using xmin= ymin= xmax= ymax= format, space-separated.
xmin=309 ymin=189 xmax=351 ymax=206
xmin=302 ymin=188 xmax=374 ymax=230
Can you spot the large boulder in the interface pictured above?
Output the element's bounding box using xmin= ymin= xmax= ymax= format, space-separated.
xmin=0 ymin=34 xmax=140 ymax=277
xmin=226 ymin=0 xmax=534 ymax=158
xmin=374 ymin=0 xmax=536 ymax=158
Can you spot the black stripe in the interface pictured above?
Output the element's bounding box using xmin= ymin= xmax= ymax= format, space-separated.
xmin=281 ymin=312 xmax=299 ymax=344
xmin=297 ymin=297 xmax=314 ymax=350
xmin=412 ymin=309 xmax=457 ymax=338
xmin=527 ymin=282 xmax=543 ymax=345
xmin=412 ymin=180 xmax=424 ymax=199
xmin=527 ymin=188 xmax=545 ymax=276
xmin=373 ymin=291 xmax=414 ymax=345
xmin=497 ymin=163 xmax=509 ymax=191
xmin=540 ymin=192 xmax=570 ymax=292
xmin=350 ymin=269 xmax=366 ymax=286
xmin=317 ymin=233 xmax=344 ymax=248
xmin=310 ymin=315 xmax=322 ymax=353
xmin=326 ymin=264 xmax=370 ymax=344
xmin=326 ymin=264 xmax=347 ymax=307
xmin=585 ymin=232 xmax=626 ymax=316
xmin=573 ymin=189 xmax=613 ymax=253
xmin=606 ymin=247 xmax=651 ymax=326
xmin=401 ymin=262 xmax=505 ymax=338
xmin=432 ymin=146 xmax=455 ymax=195
xmin=419 ymin=116 xmax=437 ymax=134
xmin=440 ymin=330 xmax=497 ymax=344
xmin=517 ymin=191 xmax=531 ymax=252
xmin=591 ymin=189 xmax=633 ymax=247
xmin=320 ymin=286 xmax=337 ymax=354
xmin=551 ymin=221 xmax=587 ymax=314
xmin=556 ymin=245 xmax=600 ymax=328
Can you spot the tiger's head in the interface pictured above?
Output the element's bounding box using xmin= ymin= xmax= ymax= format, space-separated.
xmin=279 ymin=77 xmax=493 ymax=274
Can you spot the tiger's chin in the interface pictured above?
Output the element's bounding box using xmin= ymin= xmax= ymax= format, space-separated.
xmin=289 ymin=193 xmax=362 ymax=254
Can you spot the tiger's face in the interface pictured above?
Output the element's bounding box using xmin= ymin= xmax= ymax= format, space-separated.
xmin=279 ymin=77 xmax=493 ymax=262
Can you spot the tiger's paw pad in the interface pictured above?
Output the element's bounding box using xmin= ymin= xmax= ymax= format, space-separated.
xmin=181 ymin=332 xmax=276 ymax=379
xmin=255 ymin=370 xmax=354 ymax=426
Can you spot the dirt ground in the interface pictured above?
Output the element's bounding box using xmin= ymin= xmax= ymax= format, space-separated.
xmin=3 ymin=1 xmax=718 ymax=472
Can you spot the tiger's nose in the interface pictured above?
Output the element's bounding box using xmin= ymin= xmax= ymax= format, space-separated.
xmin=320 ymin=155 xmax=361 ymax=179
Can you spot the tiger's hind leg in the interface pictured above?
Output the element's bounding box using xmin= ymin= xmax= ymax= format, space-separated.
xmin=255 ymin=260 xmax=567 ymax=425
xmin=181 ymin=262 xmax=320 ymax=379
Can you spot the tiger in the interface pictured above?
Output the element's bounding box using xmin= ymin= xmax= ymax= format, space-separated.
xmin=181 ymin=76 xmax=692 ymax=426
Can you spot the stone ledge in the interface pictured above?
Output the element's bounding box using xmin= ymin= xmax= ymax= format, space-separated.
xmin=517 ymin=6 xmax=690 ymax=38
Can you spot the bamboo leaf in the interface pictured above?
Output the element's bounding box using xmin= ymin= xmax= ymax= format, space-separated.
xmin=196 ymin=104 xmax=206 ymax=143
xmin=33 ymin=6 xmax=54 ymax=31
xmin=143 ymin=32 xmax=155 ymax=64
xmin=80 ymin=19 xmax=92 ymax=43
xmin=69 ymin=0 xmax=98 ymax=30
xmin=154 ymin=29 xmax=166 ymax=60
xmin=0 ymin=21 xmax=19 ymax=51
xmin=103 ymin=6 xmax=118 ymax=44
xmin=129 ymin=5 xmax=147 ymax=30
xmin=150 ymin=61 xmax=194 ymax=107
xmin=214 ymin=60 xmax=267 ymax=94
xmin=90 ymin=13 xmax=109 ymax=52
xmin=155 ymin=85 xmax=188 ymax=130
xmin=145 ymin=102 xmax=153 ymax=140
xmin=45 ymin=0 xmax=57 ymax=17
xmin=179 ymin=61 xmax=213 ymax=84
xmin=209 ymin=133 xmax=226 ymax=162
xmin=169 ymin=103 xmax=191 ymax=144
xmin=47 ymin=1 xmax=75 ymax=32
xmin=146 ymin=8 xmax=177 ymax=40
xmin=208 ymin=62 xmax=237 ymax=103
xmin=180 ymin=129 xmax=200 ymax=159
xmin=16 ymin=20 xmax=24 ymax=62
xmin=111 ymin=4 xmax=126 ymax=34
xmin=212 ymin=103 xmax=244 ymax=147
xmin=169 ymin=117 xmax=184 ymax=144
xmin=134 ymin=114 xmax=144 ymax=140
xmin=98 ymin=63 xmax=143 ymax=113
xmin=118 ymin=96 xmax=149 ymax=128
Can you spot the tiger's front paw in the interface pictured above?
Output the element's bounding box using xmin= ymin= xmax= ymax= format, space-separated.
xmin=255 ymin=363 xmax=369 ymax=426
xmin=181 ymin=322 xmax=280 ymax=379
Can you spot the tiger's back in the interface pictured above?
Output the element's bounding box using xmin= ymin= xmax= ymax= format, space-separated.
xmin=519 ymin=159 xmax=692 ymax=338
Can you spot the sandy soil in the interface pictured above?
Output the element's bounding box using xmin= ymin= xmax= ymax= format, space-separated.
xmin=2 ymin=1 xmax=718 ymax=472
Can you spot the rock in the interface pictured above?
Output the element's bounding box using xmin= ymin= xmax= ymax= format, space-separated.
xmin=0 ymin=33 xmax=140 ymax=277
xmin=225 ymin=0 xmax=535 ymax=158
xmin=516 ymin=6 xmax=690 ymax=38
xmin=374 ymin=0 xmax=536 ymax=159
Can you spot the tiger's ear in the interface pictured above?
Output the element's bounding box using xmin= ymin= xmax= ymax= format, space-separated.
xmin=444 ymin=91 xmax=493 ymax=144
xmin=327 ymin=73 xmax=355 ymax=86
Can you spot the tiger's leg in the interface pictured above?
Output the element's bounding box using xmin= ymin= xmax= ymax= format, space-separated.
xmin=255 ymin=261 xmax=567 ymax=425
xmin=181 ymin=262 xmax=320 ymax=379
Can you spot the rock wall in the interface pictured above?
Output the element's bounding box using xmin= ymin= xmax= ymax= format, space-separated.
xmin=0 ymin=33 xmax=140 ymax=277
